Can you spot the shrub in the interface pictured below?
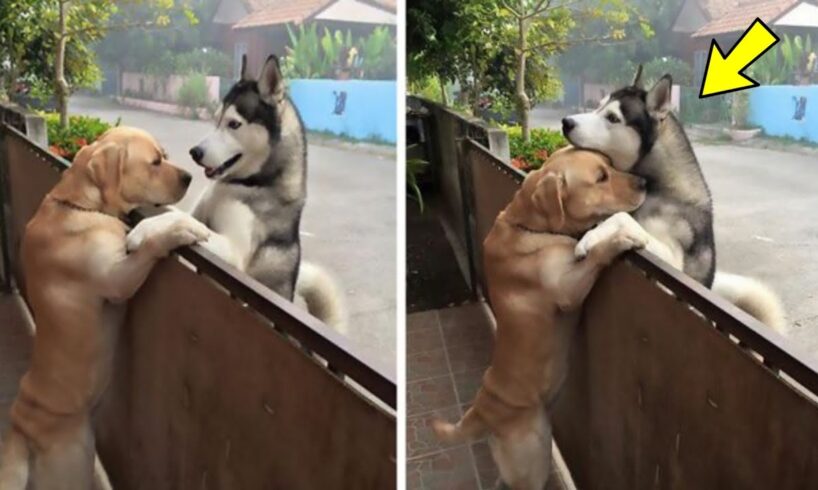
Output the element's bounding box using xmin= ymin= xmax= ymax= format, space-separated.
xmin=641 ymin=56 xmax=693 ymax=86
xmin=174 ymin=49 xmax=232 ymax=77
xmin=41 ymin=113 xmax=118 ymax=161
xmin=177 ymin=74 xmax=210 ymax=118
xmin=144 ymin=48 xmax=232 ymax=78
xmin=679 ymin=86 xmax=730 ymax=124
xmin=505 ymin=126 xmax=569 ymax=171
xmin=283 ymin=25 xmax=396 ymax=80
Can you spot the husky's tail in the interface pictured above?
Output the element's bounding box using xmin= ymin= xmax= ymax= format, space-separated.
xmin=0 ymin=428 xmax=30 ymax=490
xmin=712 ymin=272 xmax=787 ymax=335
xmin=296 ymin=262 xmax=347 ymax=333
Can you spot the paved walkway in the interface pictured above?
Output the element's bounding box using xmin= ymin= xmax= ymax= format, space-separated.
xmin=68 ymin=95 xmax=396 ymax=368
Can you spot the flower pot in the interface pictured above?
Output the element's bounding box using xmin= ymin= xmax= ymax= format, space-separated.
xmin=727 ymin=127 xmax=761 ymax=142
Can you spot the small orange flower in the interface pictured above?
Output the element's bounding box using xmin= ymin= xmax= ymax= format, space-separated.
xmin=535 ymin=149 xmax=549 ymax=161
xmin=76 ymin=138 xmax=88 ymax=147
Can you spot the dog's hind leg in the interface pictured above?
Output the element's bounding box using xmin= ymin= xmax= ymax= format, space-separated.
xmin=0 ymin=427 xmax=31 ymax=490
xmin=32 ymin=419 xmax=95 ymax=490
xmin=490 ymin=409 xmax=552 ymax=490
xmin=433 ymin=405 xmax=489 ymax=445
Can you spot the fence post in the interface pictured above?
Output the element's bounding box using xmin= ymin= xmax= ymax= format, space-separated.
xmin=0 ymin=126 xmax=12 ymax=292
xmin=485 ymin=128 xmax=510 ymax=163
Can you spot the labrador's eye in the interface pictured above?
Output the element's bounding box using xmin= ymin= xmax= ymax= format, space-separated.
xmin=606 ymin=113 xmax=620 ymax=124
xmin=152 ymin=159 xmax=161 ymax=167
xmin=227 ymin=120 xmax=242 ymax=130
xmin=597 ymin=171 xmax=608 ymax=183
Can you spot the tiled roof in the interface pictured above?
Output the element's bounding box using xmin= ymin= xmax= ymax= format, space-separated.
xmin=693 ymin=0 xmax=799 ymax=36
xmin=232 ymin=0 xmax=396 ymax=29
xmin=697 ymin=0 xmax=740 ymax=20
xmin=232 ymin=0 xmax=332 ymax=29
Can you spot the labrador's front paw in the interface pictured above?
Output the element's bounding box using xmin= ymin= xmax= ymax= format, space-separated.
xmin=127 ymin=211 xmax=210 ymax=256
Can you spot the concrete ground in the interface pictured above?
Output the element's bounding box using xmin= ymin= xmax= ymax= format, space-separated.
xmin=530 ymin=104 xmax=818 ymax=357
xmin=68 ymin=95 xmax=396 ymax=369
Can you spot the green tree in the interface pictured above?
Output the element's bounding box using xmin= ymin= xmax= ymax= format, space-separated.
xmin=408 ymin=0 xmax=503 ymax=110
xmin=0 ymin=1 xmax=197 ymax=128
xmin=501 ymin=0 xmax=651 ymax=140
xmin=0 ymin=0 xmax=44 ymax=97
xmin=408 ymin=0 xmax=652 ymax=141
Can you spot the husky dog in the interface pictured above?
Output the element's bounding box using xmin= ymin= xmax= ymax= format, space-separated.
xmin=561 ymin=66 xmax=785 ymax=332
xmin=133 ymin=54 xmax=344 ymax=329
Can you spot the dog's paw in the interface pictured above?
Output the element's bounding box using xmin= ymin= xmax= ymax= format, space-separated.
xmin=575 ymin=212 xmax=648 ymax=259
xmin=127 ymin=211 xmax=210 ymax=256
xmin=575 ymin=223 xmax=614 ymax=259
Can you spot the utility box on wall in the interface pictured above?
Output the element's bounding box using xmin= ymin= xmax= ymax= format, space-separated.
xmin=288 ymin=80 xmax=397 ymax=144
xmin=750 ymin=85 xmax=818 ymax=143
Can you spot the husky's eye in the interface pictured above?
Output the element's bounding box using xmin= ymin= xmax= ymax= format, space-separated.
xmin=227 ymin=120 xmax=242 ymax=130
xmin=606 ymin=113 xmax=621 ymax=124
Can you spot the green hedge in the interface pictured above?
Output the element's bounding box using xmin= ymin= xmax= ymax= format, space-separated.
xmin=42 ymin=113 xmax=119 ymax=161
xmin=505 ymin=126 xmax=569 ymax=171
xmin=679 ymin=86 xmax=730 ymax=125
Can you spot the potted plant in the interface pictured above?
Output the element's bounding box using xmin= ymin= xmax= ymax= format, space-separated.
xmin=727 ymin=91 xmax=761 ymax=141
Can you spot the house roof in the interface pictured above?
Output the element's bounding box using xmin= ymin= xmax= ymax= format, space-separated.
xmin=233 ymin=0 xmax=332 ymax=29
xmin=692 ymin=0 xmax=800 ymax=36
xmin=232 ymin=0 xmax=396 ymax=29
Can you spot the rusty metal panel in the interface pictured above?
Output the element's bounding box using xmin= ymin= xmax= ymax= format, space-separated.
xmin=552 ymin=259 xmax=818 ymax=490
xmin=1 ymin=125 xmax=396 ymax=488
xmin=464 ymin=138 xmax=818 ymax=488
xmin=95 ymin=259 xmax=395 ymax=490
xmin=4 ymin=128 xmax=63 ymax=291
xmin=465 ymin=140 xmax=523 ymax=296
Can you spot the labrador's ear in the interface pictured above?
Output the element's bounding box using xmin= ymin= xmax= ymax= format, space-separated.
xmin=531 ymin=172 xmax=566 ymax=230
xmin=86 ymin=142 xmax=126 ymax=197
xmin=258 ymin=54 xmax=284 ymax=103
xmin=646 ymin=74 xmax=673 ymax=119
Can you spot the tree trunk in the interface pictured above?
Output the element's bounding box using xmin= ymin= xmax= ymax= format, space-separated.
xmin=515 ymin=7 xmax=531 ymax=142
xmin=438 ymin=74 xmax=448 ymax=106
xmin=55 ymin=0 xmax=70 ymax=128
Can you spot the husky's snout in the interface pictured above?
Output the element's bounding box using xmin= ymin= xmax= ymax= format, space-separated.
xmin=561 ymin=117 xmax=576 ymax=136
xmin=189 ymin=146 xmax=204 ymax=164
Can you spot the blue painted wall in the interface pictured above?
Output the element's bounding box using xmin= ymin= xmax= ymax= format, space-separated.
xmin=749 ymin=85 xmax=818 ymax=143
xmin=288 ymin=79 xmax=396 ymax=144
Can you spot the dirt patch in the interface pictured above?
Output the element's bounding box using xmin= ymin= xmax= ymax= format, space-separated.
xmin=406 ymin=200 xmax=473 ymax=313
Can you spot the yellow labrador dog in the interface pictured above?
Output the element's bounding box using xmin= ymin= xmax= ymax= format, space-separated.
xmin=434 ymin=148 xmax=649 ymax=490
xmin=0 ymin=127 xmax=210 ymax=489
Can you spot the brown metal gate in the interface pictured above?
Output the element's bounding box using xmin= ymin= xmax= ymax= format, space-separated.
xmin=0 ymin=123 xmax=396 ymax=489
xmin=463 ymin=138 xmax=818 ymax=489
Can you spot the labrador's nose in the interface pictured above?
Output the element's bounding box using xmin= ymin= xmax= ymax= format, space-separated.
xmin=561 ymin=117 xmax=576 ymax=135
xmin=180 ymin=171 xmax=192 ymax=188
xmin=189 ymin=146 xmax=204 ymax=164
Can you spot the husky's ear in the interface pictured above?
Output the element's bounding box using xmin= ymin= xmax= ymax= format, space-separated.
xmin=240 ymin=54 xmax=249 ymax=81
xmin=632 ymin=64 xmax=644 ymax=89
xmin=258 ymin=55 xmax=284 ymax=103
xmin=531 ymin=172 xmax=566 ymax=230
xmin=646 ymin=74 xmax=672 ymax=119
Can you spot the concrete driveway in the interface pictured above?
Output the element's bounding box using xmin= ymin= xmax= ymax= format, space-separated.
xmin=68 ymin=95 xmax=396 ymax=368
xmin=531 ymin=104 xmax=818 ymax=356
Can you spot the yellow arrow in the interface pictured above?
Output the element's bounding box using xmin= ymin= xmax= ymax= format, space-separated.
xmin=699 ymin=18 xmax=779 ymax=98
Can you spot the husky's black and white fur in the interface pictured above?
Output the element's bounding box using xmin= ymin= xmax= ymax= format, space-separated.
xmin=562 ymin=66 xmax=785 ymax=332
xmin=131 ymin=55 xmax=345 ymax=329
